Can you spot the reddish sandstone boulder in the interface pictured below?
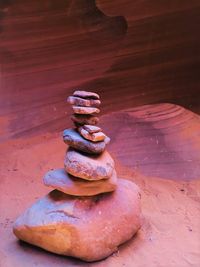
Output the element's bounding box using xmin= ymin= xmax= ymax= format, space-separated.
xmin=13 ymin=179 xmax=141 ymax=262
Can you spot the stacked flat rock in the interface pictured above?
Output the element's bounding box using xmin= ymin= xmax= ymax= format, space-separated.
xmin=59 ymin=90 xmax=115 ymax=195
xmin=64 ymin=91 xmax=110 ymax=154
xmin=13 ymin=90 xmax=142 ymax=262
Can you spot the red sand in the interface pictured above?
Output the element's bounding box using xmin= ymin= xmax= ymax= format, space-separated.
xmin=0 ymin=105 xmax=200 ymax=266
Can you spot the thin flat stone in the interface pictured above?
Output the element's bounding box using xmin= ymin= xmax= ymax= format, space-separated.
xmin=67 ymin=96 xmax=101 ymax=107
xmin=72 ymin=106 xmax=100 ymax=115
xmin=71 ymin=114 xmax=99 ymax=125
xmin=79 ymin=127 xmax=106 ymax=142
xmin=73 ymin=90 xmax=100 ymax=100
xmin=43 ymin=168 xmax=117 ymax=196
xmin=63 ymin=129 xmax=107 ymax=154
xmin=83 ymin=125 xmax=102 ymax=133
xmin=64 ymin=148 xmax=114 ymax=180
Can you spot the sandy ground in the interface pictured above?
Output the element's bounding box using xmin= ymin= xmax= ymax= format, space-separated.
xmin=0 ymin=106 xmax=200 ymax=267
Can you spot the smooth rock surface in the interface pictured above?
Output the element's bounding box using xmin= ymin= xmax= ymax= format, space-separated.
xmin=79 ymin=127 xmax=106 ymax=142
xmin=83 ymin=125 xmax=102 ymax=133
xmin=43 ymin=168 xmax=117 ymax=196
xmin=13 ymin=179 xmax=141 ymax=262
xmin=63 ymin=129 xmax=107 ymax=154
xmin=71 ymin=114 xmax=99 ymax=125
xmin=72 ymin=106 xmax=100 ymax=115
xmin=64 ymin=149 xmax=114 ymax=180
xmin=73 ymin=90 xmax=100 ymax=100
xmin=67 ymin=96 xmax=101 ymax=107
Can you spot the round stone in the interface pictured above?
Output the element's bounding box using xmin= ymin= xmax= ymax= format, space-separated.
xmin=43 ymin=168 xmax=117 ymax=196
xmin=64 ymin=148 xmax=114 ymax=180
xmin=13 ymin=179 xmax=141 ymax=262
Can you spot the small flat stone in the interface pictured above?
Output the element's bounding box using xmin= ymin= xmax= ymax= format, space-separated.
xmin=67 ymin=96 xmax=101 ymax=107
xmin=71 ymin=114 xmax=99 ymax=125
xmin=83 ymin=125 xmax=102 ymax=133
xmin=73 ymin=90 xmax=100 ymax=100
xmin=13 ymin=179 xmax=141 ymax=262
xmin=43 ymin=168 xmax=117 ymax=196
xmin=64 ymin=148 xmax=114 ymax=180
xmin=72 ymin=106 xmax=100 ymax=115
xmin=63 ymin=129 xmax=107 ymax=154
xmin=79 ymin=127 xmax=106 ymax=142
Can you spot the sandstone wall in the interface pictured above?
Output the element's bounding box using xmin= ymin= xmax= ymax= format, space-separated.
xmin=0 ymin=0 xmax=199 ymax=140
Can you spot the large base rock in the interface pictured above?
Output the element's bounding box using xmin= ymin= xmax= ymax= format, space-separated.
xmin=13 ymin=179 xmax=141 ymax=262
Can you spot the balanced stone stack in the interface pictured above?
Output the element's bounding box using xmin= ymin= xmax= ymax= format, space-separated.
xmin=13 ymin=90 xmax=142 ymax=262
xmin=60 ymin=90 xmax=117 ymax=196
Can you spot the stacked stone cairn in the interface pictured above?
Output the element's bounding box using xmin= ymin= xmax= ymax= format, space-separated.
xmin=13 ymin=90 xmax=142 ymax=262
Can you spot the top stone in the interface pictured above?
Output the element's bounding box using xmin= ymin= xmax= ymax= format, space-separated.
xmin=73 ymin=90 xmax=100 ymax=100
